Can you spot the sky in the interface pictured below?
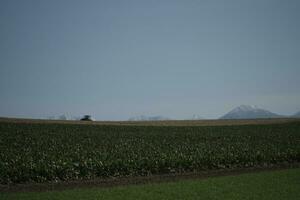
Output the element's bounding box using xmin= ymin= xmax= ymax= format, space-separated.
xmin=0 ymin=0 xmax=300 ymax=120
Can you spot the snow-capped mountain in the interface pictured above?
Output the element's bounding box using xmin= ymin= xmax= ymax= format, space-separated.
xmin=128 ymin=115 xmax=170 ymax=121
xmin=220 ymin=105 xmax=282 ymax=119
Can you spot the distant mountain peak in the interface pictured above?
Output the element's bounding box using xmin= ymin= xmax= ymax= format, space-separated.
xmin=234 ymin=105 xmax=258 ymax=111
xmin=220 ymin=105 xmax=281 ymax=119
xmin=228 ymin=105 xmax=261 ymax=114
xmin=188 ymin=114 xmax=204 ymax=120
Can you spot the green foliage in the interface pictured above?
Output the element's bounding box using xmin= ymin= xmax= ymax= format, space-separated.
xmin=0 ymin=122 xmax=300 ymax=184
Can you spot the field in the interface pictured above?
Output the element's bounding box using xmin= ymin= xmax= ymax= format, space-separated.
xmin=1 ymin=168 xmax=299 ymax=200
xmin=0 ymin=118 xmax=299 ymax=185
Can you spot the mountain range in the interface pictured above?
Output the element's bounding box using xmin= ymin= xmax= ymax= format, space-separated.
xmin=128 ymin=105 xmax=300 ymax=121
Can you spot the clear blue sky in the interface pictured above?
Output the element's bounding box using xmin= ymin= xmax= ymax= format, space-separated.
xmin=1 ymin=0 xmax=300 ymax=120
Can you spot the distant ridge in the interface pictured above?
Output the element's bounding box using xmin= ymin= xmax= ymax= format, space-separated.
xmin=128 ymin=115 xmax=170 ymax=121
xmin=186 ymin=114 xmax=204 ymax=120
xmin=220 ymin=105 xmax=282 ymax=119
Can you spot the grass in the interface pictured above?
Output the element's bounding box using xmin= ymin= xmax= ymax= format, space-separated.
xmin=1 ymin=168 xmax=299 ymax=200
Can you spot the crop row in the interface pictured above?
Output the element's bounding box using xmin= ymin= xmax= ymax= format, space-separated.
xmin=0 ymin=122 xmax=299 ymax=184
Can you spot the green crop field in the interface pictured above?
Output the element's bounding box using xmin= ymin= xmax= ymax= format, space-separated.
xmin=0 ymin=120 xmax=300 ymax=184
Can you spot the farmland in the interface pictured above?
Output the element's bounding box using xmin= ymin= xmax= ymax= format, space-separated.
xmin=0 ymin=119 xmax=300 ymax=185
xmin=1 ymin=168 xmax=299 ymax=200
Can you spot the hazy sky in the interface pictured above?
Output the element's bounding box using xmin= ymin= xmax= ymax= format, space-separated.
xmin=1 ymin=0 xmax=300 ymax=120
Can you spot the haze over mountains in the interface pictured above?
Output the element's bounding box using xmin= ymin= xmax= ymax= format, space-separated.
xmin=128 ymin=115 xmax=170 ymax=121
xmin=44 ymin=105 xmax=300 ymax=121
xmin=128 ymin=105 xmax=300 ymax=121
